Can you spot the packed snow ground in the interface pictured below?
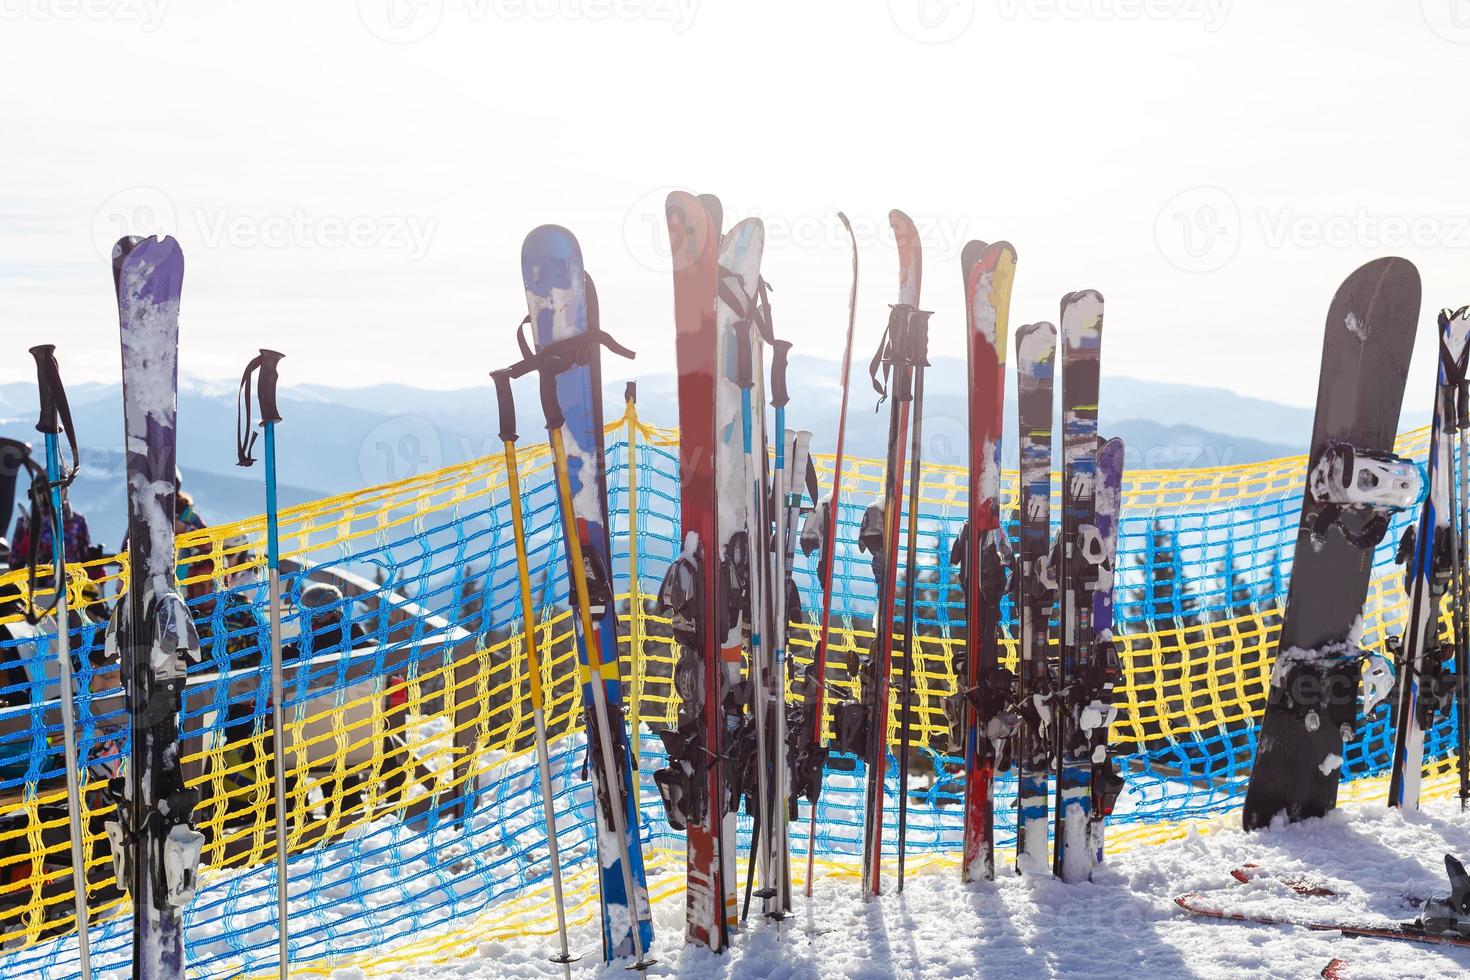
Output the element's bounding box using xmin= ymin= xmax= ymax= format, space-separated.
xmin=377 ymin=797 xmax=1470 ymax=980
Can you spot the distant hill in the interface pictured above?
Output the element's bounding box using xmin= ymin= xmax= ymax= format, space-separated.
xmin=0 ymin=364 xmax=1326 ymax=544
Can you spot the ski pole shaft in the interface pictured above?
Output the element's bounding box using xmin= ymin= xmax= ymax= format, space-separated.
xmin=539 ymin=369 xmax=652 ymax=969
xmin=493 ymin=369 xmax=575 ymax=974
xmin=1452 ymin=411 xmax=1464 ymax=811
xmin=624 ymin=382 xmax=644 ymax=805
xmin=896 ymin=360 xmax=926 ymax=891
xmin=768 ymin=346 xmax=791 ymax=918
xmin=31 ymin=344 xmax=91 ymax=980
xmin=805 ymin=211 xmax=858 ymax=896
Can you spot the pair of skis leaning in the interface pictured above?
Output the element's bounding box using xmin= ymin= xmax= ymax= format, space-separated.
xmin=493 ymin=226 xmax=655 ymax=970
xmin=966 ymin=282 xmax=1126 ymax=884
xmin=657 ymin=193 xmax=816 ymax=949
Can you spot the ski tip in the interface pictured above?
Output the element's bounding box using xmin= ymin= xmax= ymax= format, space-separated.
xmin=722 ymin=217 xmax=766 ymax=261
xmin=1060 ymin=289 xmax=1104 ymax=344
xmin=888 ymin=208 xmax=916 ymax=237
xmin=837 ymin=210 xmax=853 ymax=233
xmin=1015 ymin=320 xmax=1058 ymax=354
xmin=665 ymin=191 xmax=719 ymax=274
xmin=697 ymin=192 xmax=723 ymax=234
xmin=960 ymin=239 xmax=989 ymax=272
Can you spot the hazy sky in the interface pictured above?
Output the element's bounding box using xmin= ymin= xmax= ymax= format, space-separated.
xmin=2 ymin=2 xmax=1468 ymax=413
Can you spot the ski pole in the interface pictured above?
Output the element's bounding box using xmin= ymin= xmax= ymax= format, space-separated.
xmin=1454 ymin=338 xmax=1470 ymax=812
xmin=237 ymin=348 xmax=291 ymax=978
xmin=493 ymin=369 xmax=577 ymax=977
xmin=767 ymin=337 xmax=793 ymax=920
xmin=733 ymin=309 xmax=776 ymax=918
xmin=895 ymin=317 xmax=930 ymax=892
xmin=624 ymin=382 xmax=644 ymax=805
xmin=804 ymin=211 xmax=858 ymax=897
xmin=536 ymin=364 xmax=655 ymax=971
xmin=29 ymin=344 xmax=90 ymax=980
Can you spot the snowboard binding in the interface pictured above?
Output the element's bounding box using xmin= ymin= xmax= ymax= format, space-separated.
xmin=1308 ymin=442 xmax=1423 ymax=547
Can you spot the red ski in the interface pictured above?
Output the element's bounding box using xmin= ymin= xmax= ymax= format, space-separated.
xmin=958 ymin=241 xmax=1017 ymax=882
xmin=659 ymin=190 xmax=729 ymax=950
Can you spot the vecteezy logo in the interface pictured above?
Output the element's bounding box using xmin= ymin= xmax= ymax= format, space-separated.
xmin=1154 ymin=186 xmax=1240 ymax=273
xmin=889 ymin=0 xmax=975 ymax=43
xmin=623 ymin=186 xmax=691 ymax=273
xmin=357 ymin=0 xmax=443 ymax=44
xmin=92 ymin=187 xmax=178 ymax=260
xmin=1422 ymin=0 xmax=1470 ymax=42
xmin=359 ymin=416 xmax=443 ymax=485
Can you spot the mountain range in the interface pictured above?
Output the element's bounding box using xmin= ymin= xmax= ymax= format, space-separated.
xmin=0 ymin=358 xmax=1355 ymax=545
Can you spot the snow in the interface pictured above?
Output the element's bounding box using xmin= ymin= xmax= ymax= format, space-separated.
xmin=380 ymin=797 xmax=1470 ymax=980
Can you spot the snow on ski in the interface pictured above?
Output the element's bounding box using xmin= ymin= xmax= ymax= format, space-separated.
xmin=106 ymin=235 xmax=206 ymax=980
xmin=1013 ymin=320 xmax=1057 ymax=876
xmin=1242 ymin=258 xmax=1422 ymax=831
xmin=519 ymin=225 xmax=654 ymax=964
xmin=955 ymin=240 xmax=1016 ymax=883
xmin=1388 ymin=306 xmax=1470 ymax=810
xmin=1054 ymin=289 xmax=1103 ymax=883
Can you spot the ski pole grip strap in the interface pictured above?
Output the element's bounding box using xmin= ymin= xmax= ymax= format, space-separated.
xmin=770 ymin=340 xmax=792 ymax=409
xmin=256 ymin=349 xmax=285 ymax=425
xmin=491 ymin=368 xmax=518 ymax=443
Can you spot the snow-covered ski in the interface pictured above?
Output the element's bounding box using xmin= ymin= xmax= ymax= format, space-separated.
xmin=955 ymin=240 xmax=1016 ymax=882
xmin=516 ymin=225 xmax=654 ymax=965
xmin=657 ymin=191 xmax=731 ymax=951
xmin=1054 ymin=289 xmax=1103 ymax=883
xmin=105 ymin=235 xmax=206 ymax=980
xmin=1013 ymin=320 xmax=1057 ymax=876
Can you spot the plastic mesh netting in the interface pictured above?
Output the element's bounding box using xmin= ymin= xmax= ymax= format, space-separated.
xmin=0 ymin=407 xmax=1458 ymax=978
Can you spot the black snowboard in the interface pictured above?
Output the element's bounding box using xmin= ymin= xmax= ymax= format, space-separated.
xmin=1242 ymin=257 xmax=1421 ymax=830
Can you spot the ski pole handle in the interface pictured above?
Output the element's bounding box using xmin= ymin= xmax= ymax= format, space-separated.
xmin=770 ymin=340 xmax=792 ymax=409
xmin=492 ymin=368 xmax=518 ymax=444
xmin=256 ymin=349 xmax=285 ymax=425
xmin=625 ymin=381 xmax=636 ymax=406
xmin=29 ymin=345 xmax=61 ymax=434
xmin=735 ymin=316 xmax=755 ymax=391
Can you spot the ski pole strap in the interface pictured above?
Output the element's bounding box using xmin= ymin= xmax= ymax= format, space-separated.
xmin=755 ymin=276 xmax=777 ymax=346
xmin=868 ymin=304 xmax=930 ymax=406
xmin=28 ymin=345 xmax=79 ymax=487
xmin=237 ymin=349 xmax=285 ymax=467
xmin=770 ymin=340 xmax=792 ymax=409
xmin=509 ymin=317 xmax=636 ymax=382
xmin=491 ymin=368 xmax=518 ymax=445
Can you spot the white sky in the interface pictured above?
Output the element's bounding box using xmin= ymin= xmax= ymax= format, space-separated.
xmin=2 ymin=1 xmax=1468 ymax=411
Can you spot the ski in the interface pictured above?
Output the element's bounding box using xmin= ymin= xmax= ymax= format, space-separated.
xmin=1388 ymin=306 xmax=1470 ymax=809
xmin=657 ymin=191 xmax=730 ymax=952
xmin=1242 ymin=258 xmax=1422 ymax=831
xmin=1012 ymin=320 xmax=1057 ymax=876
xmin=859 ymin=209 xmax=926 ymax=898
xmin=1086 ymin=435 xmax=1126 ymax=865
xmin=104 ymin=235 xmax=206 ymax=980
xmin=798 ymin=212 xmax=860 ymax=896
xmin=1177 ymin=854 xmax=1470 ymax=949
xmin=516 ymin=225 xmax=654 ymax=966
xmin=1053 ymin=289 xmax=1103 ymax=883
xmin=955 ymin=241 xmax=1016 ymax=883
